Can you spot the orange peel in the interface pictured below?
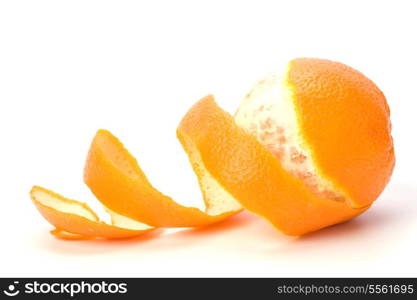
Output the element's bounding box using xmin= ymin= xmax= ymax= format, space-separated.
xmin=83 ymin=129 xmax=242 ymax=227
xmin=30 ymin=186 xmax=154 ymax=239
xmin=287 ymin=58 xmax=394 ymax=208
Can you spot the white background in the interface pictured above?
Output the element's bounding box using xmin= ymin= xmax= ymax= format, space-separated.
xmin=0 ymin=0 xmax=416 ymax=277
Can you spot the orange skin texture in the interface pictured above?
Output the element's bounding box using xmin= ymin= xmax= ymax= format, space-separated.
xmin=30 ymin=186 xmax=154 ymax=239
xmin=83 ymin=130 xmax=240 ymax=228
xmin=288 ymin=58 xmax=395 ymax=207
xmin=178 ymin=95 xmax=369 ymax=235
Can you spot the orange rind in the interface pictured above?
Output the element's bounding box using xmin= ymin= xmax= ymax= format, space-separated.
xmin=30 ymin=57 xmax=394 ymax=239
xmin=83 ymin=129 xmax=242 ymax=227
xmin=287 ymin=58 xmax=394 ymax=208
xmin=30 ymin=186 xmax=154 ymax=239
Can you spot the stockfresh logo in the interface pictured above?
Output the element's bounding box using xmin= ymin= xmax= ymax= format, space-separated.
xmin=3 ymin=281 xmax=20 ymax=297
xmin=2 ymin=280 xmax=128 ymax=297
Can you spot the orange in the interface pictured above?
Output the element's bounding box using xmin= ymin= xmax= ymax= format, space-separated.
xmin=30 ymin=57 xmax=394 ymax=238
xmin=222 ymin=58 xmax=393 ymax=234
xmin=234 ymin=58 xmax=394 ymax=210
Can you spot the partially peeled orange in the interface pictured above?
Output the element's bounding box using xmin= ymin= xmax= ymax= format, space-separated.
xmin=30 ymin=57 xmax=394 ymax=239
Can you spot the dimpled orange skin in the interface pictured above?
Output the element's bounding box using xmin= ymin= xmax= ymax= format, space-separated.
xmin=288 ymin=58 xmax=395 ymax=208
xmin=83 ymin=130 xmax=239 ymax=228
xmin=178 ymin=95 xmax=369 ymax=236
xmin=30 ymin=186 xmax=154 ymax=239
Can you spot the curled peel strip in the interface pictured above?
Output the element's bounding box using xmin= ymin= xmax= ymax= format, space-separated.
xmin=83 ymin=128 xmax=242 ymax=228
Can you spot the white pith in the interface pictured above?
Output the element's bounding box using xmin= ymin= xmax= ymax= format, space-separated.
xmin=181 ymin=133 xmax=242 ymax=215
xmin=234 ymin=64 xmax=344 ymax=201
xmin=106 ymin=208 xmax=153 ymax=230
xmin=33 ymin=189 xmax=98 ymax=221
